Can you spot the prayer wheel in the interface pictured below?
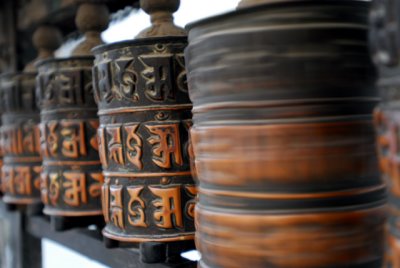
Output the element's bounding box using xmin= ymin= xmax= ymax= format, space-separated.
xmin=36 ymin=2 xmax=108 ymax=220
xmin=370 ymin=0 xmax=400 ymax=266
xmin=0 ymin=26 xmax=61 ymax=205
xmin=185 ymin=1 xmax=386 ymax=267
xmin=0 ymin=72 xmax=41 ymax=204
xmin=92 ymin=0 xmax=196 ymax=242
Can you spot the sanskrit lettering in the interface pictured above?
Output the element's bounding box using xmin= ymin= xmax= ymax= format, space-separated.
xmin=40 ymin=120 xmax=98 ymax=159
xmin=49 ymin=173 xmax=61 ymax=205
xmin=60 ymin=121 xmax=87 ymax=158
xmin=89 ymin=173 xmax=104 ymax=198
xmin=184 ymin=185 xmax=197 ymax=219
xmin=127 ymin=186 xmax=147 ymax=227
xmin=1 ymin=123 xmax=40 ymax=155
xmin=63 ymin=172 xmax=88 ymax=207
xmin=146 ymin=123 xmax=183 ymax=169
xmin=107 ymin=125 xmax=124 ymax=165
xmin=14 ymin=167 xmax=32 ymax=195
xmin=97 ymin=127 xmax=108 ymax=168
xmin=110 ymin=185 xmax=124 ymax=229
xmin=176 ymin=54 xmax=188 ymax=92
xmin=114 ymin=59 xmax=139 ymax=101
xmin=1 ymin=165 xmax=42 ymax=196
xmin=125 ymin=124 xmax=143 ymax=169
xmin=139 ymin=54 xmax=174 ymax=101
xmin=149 ymin=186 xmax=183 ymax=229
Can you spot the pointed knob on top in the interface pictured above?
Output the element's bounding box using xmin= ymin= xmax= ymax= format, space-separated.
xmin=137 ymin=0 xmax=186 ymax=38
xmin=24 ymin=25 xmax=62 ymax=72
xmin=72 ymin=2 xmax=109 ymax=56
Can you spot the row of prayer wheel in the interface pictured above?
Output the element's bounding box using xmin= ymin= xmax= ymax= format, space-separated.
xmin=0 ymin=0 xmax=392 ymax=267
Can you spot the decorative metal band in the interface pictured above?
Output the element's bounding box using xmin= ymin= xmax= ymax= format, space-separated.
xmin=199 ymin=184 xmax=387 ymax=200
xmin=98 ymin=104 xmax=193 ymax=116
xmin=103 ymin=171 xmax=192 ymax=178
xmin=43 ymin=208 xmax=103 ymax=217
xmin=2 ymin=196 xmax=41 ymax=205
xmin=41 ymin=107 xmax=98 ymax=115
xmin=4 ymin=157 xmax=42 ymax=163
xmin=102 ymin=230 xmax=195 ymax=243
xmin=44 ymin=160 xmax=102 ymax=166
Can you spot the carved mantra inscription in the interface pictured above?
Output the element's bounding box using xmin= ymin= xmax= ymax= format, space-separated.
xmin=98 ymin=122 xmax=187 ymax=170
xmin=1 ymin=123 xmax=41 ymax=155
xmin=94 ymin=52 xmax=187 ymax=103
xmin=37 ymin=68 xmax=94 ymax=107
xmin=40 ymin=119 xmax=99 ymax=159
xmin=102 ymin=183 xmax=197 ymax=230
xmin=40 ymin=171 xmax=103 ymax=207
xmin=2 ymin=165 xmax=41 ymax=195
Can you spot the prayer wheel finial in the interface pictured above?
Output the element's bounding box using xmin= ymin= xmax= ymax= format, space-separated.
xmin=137 ymin=0 xmax=186 ymax=38
xmin=72 ymin=2 xmax=109 ymax=56
xmin=24 ymin=25 xmax=62 ymax=72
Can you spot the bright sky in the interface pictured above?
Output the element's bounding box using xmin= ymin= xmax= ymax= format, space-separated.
xmin=102 ymin=0 xmax=240 ymax=42
xmin=56 ymin=0 xmax=240 ymax=56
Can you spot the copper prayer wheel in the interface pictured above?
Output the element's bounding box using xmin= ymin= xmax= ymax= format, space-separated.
xmin=0 ymin=25 xmax=62 ymax=206
xmin=370 ymin=0 xmax=400 ymax=265
xmin=36 ymin=57 xmax=103 ymax=216
xmin=36 ymin=3 xmax=108 ymax=219
xmin=92 ymin=0 xmax=195 ymax=242
xmin=0 ymin=72 xmax=42 ymax=204
xmin=186 ymin=1 xmax=386 ymax=267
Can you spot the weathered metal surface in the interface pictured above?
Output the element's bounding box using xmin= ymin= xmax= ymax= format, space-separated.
xmin=370 ymin=0 xmax=400 ymax=266
xmin=186 ymin=1 xmax=386 ymax=267
xmin=34 ymin=2 xmax=108 ymax=219
xmin=36 ymin=57 xmax=103 ymax=216
xmin=0 ymin=72 xmax=42 ymax=205
xmin=92 ymin=36 xmax=195 ymax=242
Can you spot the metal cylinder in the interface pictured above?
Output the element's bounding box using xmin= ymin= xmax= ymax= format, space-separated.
xmin=92 ymin=36 xmax=196 ymax=242
xmin=36 ymin=57 xmax=103 ymax=216
xmin=0 ymin=72 xmax=42 ymax=204
xmin=185 ymin=1 xmax=386 ymax=267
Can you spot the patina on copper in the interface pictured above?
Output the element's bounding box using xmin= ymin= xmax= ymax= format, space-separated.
xmin=36 ymin=2 xmax=109 ymax=217
xmin=92 ymin=0 xmax=195 ymax=242
xmin=0 ymin=25 xmax=61 ymax=205
xmin=370 ymin=0 xmax=400 ymax=265
xmin=186 ymin=1 xmax=386 ymax=267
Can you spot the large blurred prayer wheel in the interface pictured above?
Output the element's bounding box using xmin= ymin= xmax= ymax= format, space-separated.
xmin=36 ymin=2 xmax=108 ymax=219
xmin=92 ymin=0 xmax=195 ymax=242
xmin=186 ymin=1 xmax=386 ymax=267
